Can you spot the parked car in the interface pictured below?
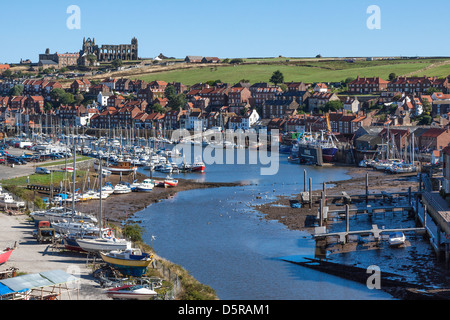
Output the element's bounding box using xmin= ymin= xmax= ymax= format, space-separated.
xmin=35 ymin=167 xmax=51 ymax=174
xmin=7 ymin=157 xmax=22 ymax=165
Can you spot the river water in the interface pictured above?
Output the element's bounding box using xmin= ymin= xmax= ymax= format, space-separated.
xmin=134 ymin=147 xmax=393 ymax=300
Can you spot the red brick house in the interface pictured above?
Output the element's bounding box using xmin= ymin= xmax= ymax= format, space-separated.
xmin=107 ymin=95 xmax=126 ymax=108
xmin=10 ymin=96 xmax=27 ymax=110
xmin=348 ymin=76 xmax=389 ymax=93
xmin=24 ymin=96 xmax=45 ymax=114
xmin=418 ymin=128 xmax=450 ymax=151
xmin=70 ymin=79 xmax=91 ymax=93
xmin=388 ymin=76 xmax=450 ymax=94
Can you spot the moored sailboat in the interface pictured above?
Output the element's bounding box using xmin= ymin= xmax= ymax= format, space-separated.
xmin=76 ymin=161 xmax=130 ymax=253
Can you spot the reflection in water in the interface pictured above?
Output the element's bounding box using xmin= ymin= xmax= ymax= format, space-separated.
xmin=135 ymin=148 xmax=393 ymax=300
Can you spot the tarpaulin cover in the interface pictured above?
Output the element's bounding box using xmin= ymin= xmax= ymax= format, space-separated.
xmin=0 ymin=273 xmax=52 ymax=292
xmin=0 ymin=269 xmax=78 ymax=295
xmin=0 ymin=282 xmax=16 ymax=295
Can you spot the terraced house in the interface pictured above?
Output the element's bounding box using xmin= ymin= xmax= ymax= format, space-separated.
xmin=387 ymin=76 xmax=450 ymax=94
xmin=348 ymin=76 xmax=389 ymax=93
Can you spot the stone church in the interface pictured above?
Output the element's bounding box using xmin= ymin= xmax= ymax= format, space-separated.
xmin=78 ymin=37 xmax=139 ymax=66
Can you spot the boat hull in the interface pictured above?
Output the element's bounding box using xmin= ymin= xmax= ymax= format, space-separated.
xmin=164 ymin=181 xmax=178 ymax=188
xmin=63 ymin=237 xmax=87 ymax=252
xmin=100 ymin=252 xmax=152 ymax=277
xmin=0 ymin=249 xmax=14 ymax=265
xmin=137 ymin=187 xmax=153 ymax=192
xmin=106 ymin=286 xmax=157 ymax=300
xmin=322 ymin=147 xmax=338 ymax=162
xmin=76 ymin=238 xmax=129 ymax=252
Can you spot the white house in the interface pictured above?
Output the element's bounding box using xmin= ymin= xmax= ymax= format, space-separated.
xmin=77 ymin=108 xmax=99 ymax=126
xmin=97 ymin=92 xmax=113 ymax=107
xmin=343 ymin=97 xmax=360 ymax=113
xmin=314 ymin=83 xmax=328 ymax=93
xmin=228 ymin=109 xmax=260 ymax=131
xmin=244 ymin=108 xmax=260 ymax=128
xmin=186 ymin=110 xmax=203 ymax=130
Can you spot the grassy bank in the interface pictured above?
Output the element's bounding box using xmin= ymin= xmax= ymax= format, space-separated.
xmin=135 ymin=58 xmax=450 ymax=85
xmin=39 ymin=156 xmax=92 ymax=167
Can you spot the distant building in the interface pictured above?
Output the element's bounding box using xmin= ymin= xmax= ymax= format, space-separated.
xmin=185 ymin=56 xmax=203 ymax=63
xmin=79 ymin=37 xmax=138 ymax=63
xmin=39 ymin=48 xmax=79 ymax=69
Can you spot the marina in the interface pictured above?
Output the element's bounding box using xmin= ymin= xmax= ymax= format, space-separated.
xmin=1 ymin=131 xmax=450 ymax=301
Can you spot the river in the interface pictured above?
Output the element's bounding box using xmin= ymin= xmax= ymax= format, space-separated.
xmin=134 ymin=147 xmax=393 ymax=300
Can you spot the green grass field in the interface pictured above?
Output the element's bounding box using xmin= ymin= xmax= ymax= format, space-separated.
xmin=135 ymin=58 xmax=450 ymax=85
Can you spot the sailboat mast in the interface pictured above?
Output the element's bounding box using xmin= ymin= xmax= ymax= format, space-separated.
xmin=99 ymin=160 xmax=103 ymax=234
xmin=71 ymin=131 xmax=76 ymax=214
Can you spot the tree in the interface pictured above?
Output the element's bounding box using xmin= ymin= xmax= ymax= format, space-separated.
xmin=2 ymin=69 xmax=12 ymax=78
xmin=50 ymin=88 xmax=75 ymax=107
xmin=75 ymin=93 xmax=84 ymax=105
xmin=9 ymin=85 xmax=23 ymax=96
xmin=152 ymin=103 xmax=166 ymax=114
xmin=229 ymin=58 xmax=243 ymax=64
xmin=389 ymin=73 xmax=397 ymax=81
xmin=418 ymin=115 xmax=432 ymax=125
xmin=322 ymin=100 xmax=343 ymax=112
xmin=111 ymin=59 xmax=123 ymax=69
xmin=164 ymin=85 xmax=177 ymax=101
xmin=167 ymin=94 xmax=187 ymax=111
xmin=87 ymin=54 xmax=97 ymax=65
xmin=270 ymin=70 xmax=284 ymax=86
xmin=344 ymin=77 xmax=354 ymax=84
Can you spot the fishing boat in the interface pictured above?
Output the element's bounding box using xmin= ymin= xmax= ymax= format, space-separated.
xmin=298 ymin=130 xmax=338 ymax=163
xmin=99 ymin=248 xmax=153 ymax=277
xmin=164 ymin=177 xmax=178 ymax=188
xmin=388 ymin=232 xmax=406 ymax=247
xmin=105 ymin=285 xmax=157 ymax=300
xmin=0 ymin=244 xmax=16 ymax=265
xmin=95 ymin=161 xmax=137 ymax=175
xmin=192 ymin=161 xmax=205 ymax=173
xmin=137 ymin=179 xmax=155 ymax=192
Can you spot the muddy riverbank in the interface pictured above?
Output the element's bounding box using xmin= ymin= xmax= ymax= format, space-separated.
xmin=75 ymin=172 xmax=243 ymax=223
xmin=253 ymin=166 xmax=420 ymax=234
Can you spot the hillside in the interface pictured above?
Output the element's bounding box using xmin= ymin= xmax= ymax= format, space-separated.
xmin=132 ymin=57 xmax=450 ymax=85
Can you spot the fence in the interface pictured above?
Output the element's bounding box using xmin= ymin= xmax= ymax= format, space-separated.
xmin=152 ymin=260 xmax=181 ymax=300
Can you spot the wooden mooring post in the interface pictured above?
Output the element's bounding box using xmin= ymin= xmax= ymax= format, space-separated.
xmin=304 ymin=169 xmax=307 ymax=193
xmin=345 ymin=204 xmax=350 ymax=243
xmin=365 ymin=173 xmax=369 ymax=205
xmin=309 ymin=177 xmax=312 ymax=209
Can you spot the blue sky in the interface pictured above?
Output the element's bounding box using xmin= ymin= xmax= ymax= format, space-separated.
xmin=1 ymin=0 xmax=449 ymax=63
